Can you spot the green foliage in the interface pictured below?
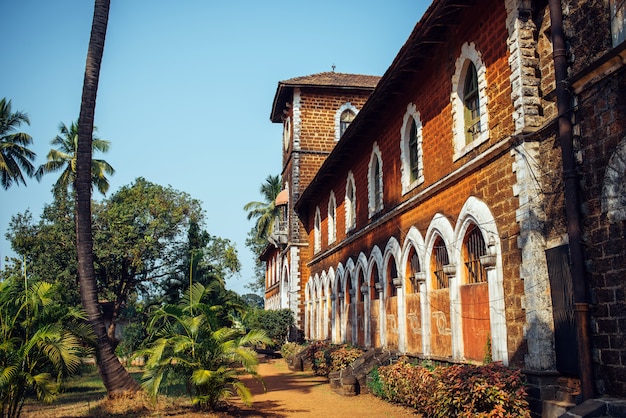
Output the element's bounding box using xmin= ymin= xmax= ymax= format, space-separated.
xmin=370 ymin=357 xmax=531 ymax=417
xmin=280 ymin=342 xmax=304 ymax=359
xmin=0 ymin=97 xmax=35 ymax=189
xmin=484 ymin=336 xmax=493 ymax=364
xmin=139 ymin=283 xmax=272 ymax=411
xmin=0 ymin=275 xmax=94 ymax=418
xmin=34 ymin=120 xmax=114 ymax=196
xmin=298 ymin=341 xmax=364 ymax=377
xmin=244 ymin=308 xmax=294 ymax=348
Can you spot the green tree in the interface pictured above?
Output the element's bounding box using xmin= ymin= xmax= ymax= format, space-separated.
xmin=243 ymin=174 xmax=282 ymax=239
xmin=92 ymin=177 xmax=204 ymax=343
xmin=140 ymin=283 xmax=271 ymax=410
xmin=0 ymin=275 xmax=93 ymax=418
xmin=4 ymin=190 xmax=80 ymax=306
xmin=0 ymin=98 xmax=36 ymax=189
xmin=244 ymin=227 xmax=268 ymax=294
xmin=163 ymin=221 xmax=241 ymax=305
xmin=35 ymin=121 xmax=114 ymax=196
xmin=244 ymin=308 xmax=294 ymax=347
xmin=74 ymin=0 xmax=139 ymax=395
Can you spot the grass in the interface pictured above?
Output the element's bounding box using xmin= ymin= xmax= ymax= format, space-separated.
xmin=20 ymin=365 xmax=229 ymax=418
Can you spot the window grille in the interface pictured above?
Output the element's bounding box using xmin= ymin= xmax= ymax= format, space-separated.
xmin=464 ymin=226 xmax=487 ymax=284
xmin=340 ymin=109 xmax=355 ymax=138
xmin=373 ymin=158 xmax=382 ymax=211
xmin=410 ymin=252 xmax=420 ymax=293
xmin=432 ymin=241 xmax=449 ymax=289
xmin=409 ymin=119 xmax=420 ymax=182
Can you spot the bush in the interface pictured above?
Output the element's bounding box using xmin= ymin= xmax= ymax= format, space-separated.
xmin=244 ymin=308 xmax=294 ymax=348
xmin=280 ymin=342 xmax=304 ymax=359
xmin=370 ymin=358 xmax=530 ymax=418
xmin=299 ymin=341 xmax=364 ymax=377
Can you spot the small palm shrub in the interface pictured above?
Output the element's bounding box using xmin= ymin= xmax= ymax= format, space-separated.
xmin=139 ymin=283 xmax=272 ymax=410
xmin=0 ymin=276 xmax=93 ymax=418
xmin=369 ymin=357 xmax=530 ymax=417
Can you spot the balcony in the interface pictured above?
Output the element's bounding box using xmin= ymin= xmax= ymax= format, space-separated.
xmin=268 ymin=218 xmax=288 ymax=247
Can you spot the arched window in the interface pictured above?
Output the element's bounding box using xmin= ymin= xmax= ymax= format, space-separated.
xmin=368 ymin=143 xmax=383 ymax=218
xmin=345 ymin=171 xmax=357 ymax=232
xmin=431 ymin=237 xmax=450 ymax=289
xmin=328 ymin=191 xmax=337 ymax=244
xmin=400 ymin=103 xmax=424 ymax=193
xmin=464 ymin=62 xmax=480 ymax=145
xmin=451 ymin=42 xmax=489 ymax=160
xmin=463 ymin=224 xmax=487 ymax=284
xmin=314 ymin=207 xmax=321 ymax=254
xmin=335 ymin=103 xmax=358 ymax=141
xmin=340 ymin=109 xmax=355 ymax=137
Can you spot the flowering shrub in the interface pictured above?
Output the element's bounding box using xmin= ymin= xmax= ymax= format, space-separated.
xmin=291 ymin=341 xmax=364 ymax=377
xmin=369 ymin=358 xmax=530 ymax=417
xmin=330 ymin=346 xmax=364 ymax=372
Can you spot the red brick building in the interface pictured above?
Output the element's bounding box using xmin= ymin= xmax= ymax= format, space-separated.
xmin=265 ymin=0 xmax=626 ymax=415
xmin=263 ymin=73 xmax=379 ymax=334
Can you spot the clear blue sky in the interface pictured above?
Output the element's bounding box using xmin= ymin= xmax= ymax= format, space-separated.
xmin=0 ymin=1 xmax=428 ymax=295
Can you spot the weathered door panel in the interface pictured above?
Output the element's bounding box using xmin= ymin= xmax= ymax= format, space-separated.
xmin=430 ymin=288 xmax=451 ymax=358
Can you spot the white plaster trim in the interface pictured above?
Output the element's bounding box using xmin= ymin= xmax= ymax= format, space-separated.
xmin=400 ymin=103 xmax=425 ymax=194
xmin=368 ymin=142 xmax=384 ymax=218
xmin=345 ymin=171 xmax=357 ymax=233
xmin=455 ymin=196 xmax=508 ymax=365
xmin=328 ymin=191 xmax=337 ymax=244
xmin=334 ymin=102 xmax=359 ymax=142
xmin=314 ymin=206 xmax=321 ymax=254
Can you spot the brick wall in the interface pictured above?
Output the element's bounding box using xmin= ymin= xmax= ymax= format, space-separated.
xmin=301 ymin=0 xmax=529 ymax=366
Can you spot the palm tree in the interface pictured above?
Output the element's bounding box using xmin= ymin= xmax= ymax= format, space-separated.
xmin=244 ymin=174 xmax=282 ymax=239
xmin=0 ymin=276 xmax=92 ymax=418
xmin=140 ymin=283 xmax=271 ymax=410
xmin=75 ymin=0 xmax=140 ymax=395
xmin=35 ymin=121 xmax=114 ymax=196
xmin=0 ymin=98 xmax=36 ymax=189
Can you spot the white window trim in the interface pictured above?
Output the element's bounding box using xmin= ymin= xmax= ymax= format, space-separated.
xmin=328 ymin=191 xmax=337 ymax=244
xmin=368 ymin=142 xmax=384 ymax=218
xmin=335 ymin=102 xmax=359 ymax=141
xmin=451 ymin=42 xmax=489 ymax=161
xmin=345 ymin=171 xmax=356 ymax=233
xmin=282 ymin=116 xmax=291 ymax=150
xmin=314 ymin=207 xmax=322 ymax=254
xmin=400 ymin=103 xmax=425 ymax=194
xmin=611 ymin=0 xmax=626 ymax=47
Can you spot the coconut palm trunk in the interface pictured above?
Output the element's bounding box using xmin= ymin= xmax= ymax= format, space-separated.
xmin=76 ymin=0 xmax=140 ymax=395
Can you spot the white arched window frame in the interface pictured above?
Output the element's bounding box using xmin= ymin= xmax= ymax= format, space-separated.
xmin=368 ymin=142 xmax=384 ymax=218
xmin=345 ymin=171 xmax=356 ymax=233
xmin=283 ymin=116 xmax=291 ymax=150
xmin=400 ymin=103 xmax=425 ymax=194
xmin=335 ymin=102 xmax=358 ymax=141
xmin=314 ymin=206 xmax=322 ymax=254
xmin=451 ymin=42 xmax=489 ymax=161
xmin=611 ymin=0 xmax=626 ymax=46
xmin=328 ymin=191 xmax=337 ymax=244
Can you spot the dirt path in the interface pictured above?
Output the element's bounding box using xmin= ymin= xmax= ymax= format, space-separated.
xmin=228 ymin=357 xmax=417 ymax=417
xmin=22 ymin=357 xmax=418 ymax=417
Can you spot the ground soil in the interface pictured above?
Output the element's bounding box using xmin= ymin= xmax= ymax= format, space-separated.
xmin=22 ymin=357 xmax=418 ymax=417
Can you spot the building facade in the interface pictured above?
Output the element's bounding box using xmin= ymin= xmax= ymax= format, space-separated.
xmin=265 ymin=0 xmax=626 ymax=414
xmin=263 ymin=73 xmax=379 ymax=334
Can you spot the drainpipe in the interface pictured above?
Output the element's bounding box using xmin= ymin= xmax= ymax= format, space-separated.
xmin=548 ymin=0 xmax=594 ymax=400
